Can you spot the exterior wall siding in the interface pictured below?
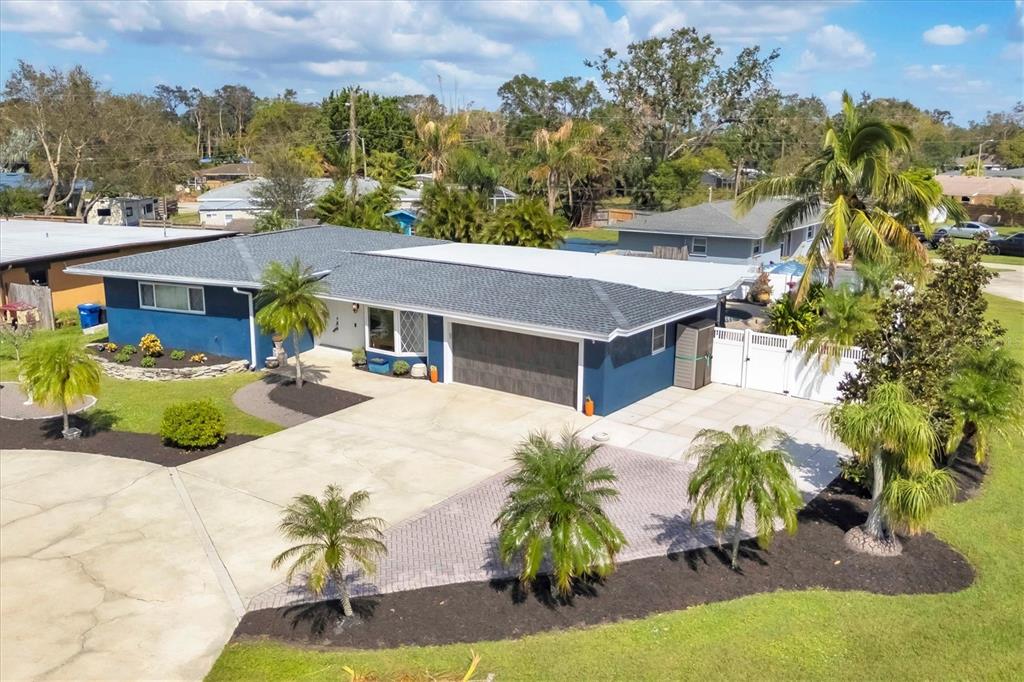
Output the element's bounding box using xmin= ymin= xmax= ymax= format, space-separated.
xmin=618 ymin=229 xmax=798 ymax=265
xmin=427 ymin=314 xmax=445 ymax=379
xmin=582 ymin=322 xmax=680 ymax=416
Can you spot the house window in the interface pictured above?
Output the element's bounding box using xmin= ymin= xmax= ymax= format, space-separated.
xmin=224 ymin=214 xmax=233 ymax=222
xmin=139 ymin=282 xmax=205 ymax=314
xmin=399 ymin=310 xmax=426 ymax=354
xmin=27 ymin=268 xmax=49 ymax=286
xmin=691 ymin=237 xmax=708 ymax=256
xmin=651 ymin=324 xmax=667 ymax=354
xmin=125 ymin=207 xmax=134 ymax=217
xmin=752 ymin=239 xmax=762 ymax=256
xmin=806 ymin=224 xmax=815 ymax=240
xmin=367 ymin=306 xmax=396 ymax=352
xmin=144 ymin=203 xmax=154 ymax=214
xmin=97 ymin=208 xmax=112 ymax=217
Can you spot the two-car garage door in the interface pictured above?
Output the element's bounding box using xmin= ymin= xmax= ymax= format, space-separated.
xmin=451 ymin=323 xmax=578 ymax=407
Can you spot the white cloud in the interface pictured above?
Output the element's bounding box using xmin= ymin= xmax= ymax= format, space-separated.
xmin=358 ymin=72 xmax=430 ymax=96
xmin=303 ymin=60 xmax=369 ymax=78
xmin=798 ymin=24 xmax=875 ymax=71
xmin=621 ymin=1 xmax=836 ymax=43
xmin=922 ymin=24 xmax=989 ymax=46
xmin=903 ymin=63 xmax=991 ymax=94
xmin=53 ymin=33 xmax=108 ymax=53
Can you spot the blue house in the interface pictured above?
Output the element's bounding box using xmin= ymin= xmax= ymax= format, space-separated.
xmin=66 ymin=226 xmax=725 ymax=416
xmin=385 ymin=209 xmax=419 ymax=236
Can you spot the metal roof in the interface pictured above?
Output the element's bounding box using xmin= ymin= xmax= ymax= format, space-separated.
xmin=0 ymin=219 xmax=231 ymax=267
xmin=198 ymin=177 xmax=343 ymax=210
xmin=614 ymin=199 xmax=822 ymax=239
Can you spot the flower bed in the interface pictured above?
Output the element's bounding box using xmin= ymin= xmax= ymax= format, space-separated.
xmin=90 ymin=343 xmax=249 ymax=381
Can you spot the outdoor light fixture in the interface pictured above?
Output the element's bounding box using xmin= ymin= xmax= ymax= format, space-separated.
xmin=352 ymin=303 xmax=360 ymax=313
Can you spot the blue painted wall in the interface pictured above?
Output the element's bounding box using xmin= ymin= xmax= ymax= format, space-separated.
xmin=427 ymin=314 xmax=444 ymax=379
xmin=103 ymin=278 xmax=312 ymax=364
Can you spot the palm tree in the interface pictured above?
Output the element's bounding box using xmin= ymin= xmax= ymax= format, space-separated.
xmin=685 ymin=425 xmax=802 ymax=569
xmin=495 ymin=429 xmax=626 ymax=595
xmin=528 ymin=119 xmax=604 ymax=215
xmin=414 ymin=113 xmax=464 ymax=180
xmin=271 ymin=486 xmax=387 ymax=618
xmin=255 ymin=259 xmax=329 ymax=387
xmin=797 ymin=284 xmax=878 ymax=369
xmin=736 ymin=91 xmax=964 ymax=301
xmin=482 ymin=198 xmax=566 ymax=248
xmin=20 ymin=334 xmax=101 ymax=437
xmin=825 ymin=382 xmax=936 ymax=554
xmin=944 ymin=344 xmax=1024 ymax=465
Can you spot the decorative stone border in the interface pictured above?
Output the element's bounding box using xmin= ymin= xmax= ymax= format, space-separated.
xmin=93 ymin=354 xmax=250 ymax=381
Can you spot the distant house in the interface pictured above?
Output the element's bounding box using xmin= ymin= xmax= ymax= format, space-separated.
xmin=86 ymin=197 xmax=158 ymax=226
xmin=953 ymin=154 xmax=1002 ymax=172
xmin=614 ymin=199 xmax=824 ymax=266
xmin=197 ymin=177 xmax=345 ymax=226
xmin=935 ymin=174 xmax=1024 ymax=205
xmin=988 ymin=168 xmax=1024 ymax=179
xmin=193 ymin=162 xmax=260 ymax=190
xmin=385 ymin=209 xmax=419 ymax=235
xmin=402 ymin=172 xmax=518 ymax=211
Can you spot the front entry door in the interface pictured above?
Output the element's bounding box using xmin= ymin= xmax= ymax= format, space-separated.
xmin=320 ymin=300 xmax=364 ymax=350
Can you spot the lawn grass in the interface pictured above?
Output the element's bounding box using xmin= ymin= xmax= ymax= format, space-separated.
xmin=928 ymin=238 xmax=1024 ymax=266
xmin=208 ymin=297 xmax=1024 ymax=681
xmin=170 ymin=211 xmax=201 ymax=225
xmin=987 ymin=294 xmax=1024 ymax=362
xmin=562 ymin=227 xmax=619 ymax=243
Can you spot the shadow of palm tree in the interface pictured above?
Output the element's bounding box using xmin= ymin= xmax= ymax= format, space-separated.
xmin=489 ymin=572 xmax=602 ymax=609
xmin=37 ymin=408 xmax=119 ymax=439
xmin=283 ymin=597 xmax=379 ymax=636
xmin=646 ymin=513 xmax=768 ymax=571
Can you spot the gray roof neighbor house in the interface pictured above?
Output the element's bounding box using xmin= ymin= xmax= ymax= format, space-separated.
xmin=615 ymin=199 xmax=822 ymax=239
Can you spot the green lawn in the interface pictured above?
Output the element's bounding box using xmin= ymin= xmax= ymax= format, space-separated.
xmin=563 ymin=227 xmax=619 ymax=243
xmin=170 ymin=211 xmax=201 ymax=225
xmin=928 ymin=237 xmax=1024 ymax=266
xmin=209 ymin=296 xmax=1024 ymax=681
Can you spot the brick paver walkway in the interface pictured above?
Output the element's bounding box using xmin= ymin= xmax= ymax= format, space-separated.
xmin=249 ymin=440 xmax=838 ymax=609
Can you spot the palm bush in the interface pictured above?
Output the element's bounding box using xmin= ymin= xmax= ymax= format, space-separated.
xmin=796 ymin=284 xmax=878 ymax=369
xmin=482 ymin=199 xmax=566 ymax=248
xmin=686 ymin=425 xmax=802 ymax=569
xmin=20 ymin=334 xmax=101 ymax=436
xmin=255 ymin=259 xmax=329 ymax=387
xmin=495 ymin=429 xmax=626 ymax=595
xmin=271 ymin=487 xmax=387 ymax=618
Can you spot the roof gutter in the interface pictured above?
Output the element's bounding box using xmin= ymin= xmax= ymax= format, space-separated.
xmin=63 ymin=267 xmax=260 ymax=289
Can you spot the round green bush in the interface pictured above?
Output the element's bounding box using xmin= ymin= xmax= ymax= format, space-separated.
xmin=114 ymin=348 xmax=132 ymax=363
xmin=169 ymin=349 xmax=186 ymax=361
xmin=140 ymin=356 xmax=156 ymax=368
xmin=392 ymin=359 xmax=410 ymax=376
xmin=121 ymin=344 xmax=138 ymax=355
xmin=159 ymin=399 xmax=227 ymax=449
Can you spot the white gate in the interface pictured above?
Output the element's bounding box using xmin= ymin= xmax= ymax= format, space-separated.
xmin=710 ymin=328 xmax=860 ymax=403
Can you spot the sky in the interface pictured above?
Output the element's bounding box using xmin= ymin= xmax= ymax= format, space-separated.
xmin=0 ymin=0 xmax=1021 ymax=124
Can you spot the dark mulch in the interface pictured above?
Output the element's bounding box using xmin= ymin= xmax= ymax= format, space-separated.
xmin=268 ymin=380 xmax=371 ymax=418
xmin=91 ymin=345 xmax=236 ymax=369
xmin=0 ymin=413 xmax=255 ymax=466
xmin=234 ymin=476 xmax=975 ymax=650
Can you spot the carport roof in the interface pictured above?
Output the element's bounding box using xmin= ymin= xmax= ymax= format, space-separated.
xmin=66 ymin=224 xmax=717 ymax=340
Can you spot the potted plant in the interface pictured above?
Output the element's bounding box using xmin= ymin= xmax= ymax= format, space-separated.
xmin=748 ymin=271 xmax=773 ymax=305
xmin=351 ymin=346 xmax=367 ymax=367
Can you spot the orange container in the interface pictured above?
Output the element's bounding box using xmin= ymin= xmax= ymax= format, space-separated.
xmin=429 ymin=365 xmax=439 ymax=383
xmin=583 ymin=396 xmax=595 ymax=416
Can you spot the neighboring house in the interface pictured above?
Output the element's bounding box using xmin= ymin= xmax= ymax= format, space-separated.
xmin=66 ymin=225 xmax=749 ymax=415
xmin=385 ymin=209 xmax=419 ymax=235
xmin=614 ymin=199 xmax=824 ymax=265
xmin=0 ymin=219 xmax=232 ymax=313
xmin=987 ymin=167 xmax=1024 ymax=179
xmin=935 ymin=174 xmax=1024 ymax=205
xmin=953 ymin=154 xmax=1002 ymax=172
xmin=86 ymin=197 xmax=158 ymax=226
xmin=401 ymin=172 xmax=518 ymax=211
xmin=197 ymin=177 xmax=341 ymax=226
xmin=195 ymin=162 xmax=260 ymax=189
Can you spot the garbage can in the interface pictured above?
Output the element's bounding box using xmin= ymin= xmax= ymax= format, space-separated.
xmin=77 ymin=303 xmax=101 ymax=329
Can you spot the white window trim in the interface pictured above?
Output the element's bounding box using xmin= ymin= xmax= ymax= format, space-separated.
xmin=138 ymin=281 xmax=206 ymax=315
xmin=364 ymin=306 xmax=427 ymax=356
xmin=752 ymin=239 xmax=762 ymax=256
xmin=651 ymin=324 xmax=667 ymax=354
xmin=691 ymin=236 xmax=708 ymax=257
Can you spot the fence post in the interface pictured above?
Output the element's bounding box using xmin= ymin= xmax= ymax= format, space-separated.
xmin=740 ymin=328 xmax=752 ymax=389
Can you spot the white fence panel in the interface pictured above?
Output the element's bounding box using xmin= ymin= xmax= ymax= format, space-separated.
xmin=709 ymin=328 xmax=745 ymax=386
xmin=745 ymin=331 xmax=793 ymax=394
xmin=788 ymin=345 xmax=863 ymax=402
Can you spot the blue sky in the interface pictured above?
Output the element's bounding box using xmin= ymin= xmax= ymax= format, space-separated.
xmin=1 ymin=0 xmax=1020 ymax=123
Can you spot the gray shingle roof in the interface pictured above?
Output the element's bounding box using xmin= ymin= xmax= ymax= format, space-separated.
xmin=67 ymin=224 xmax=715 ymax=339
xmin=615 ymin=199 xmax=822 ymax=239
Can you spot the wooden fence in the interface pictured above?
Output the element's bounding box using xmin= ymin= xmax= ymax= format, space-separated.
xmin=7 ymin=283 xmax=54 ymax=330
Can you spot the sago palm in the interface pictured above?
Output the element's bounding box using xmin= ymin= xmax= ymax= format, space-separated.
xmin=20 ymin=334 xmax=101 ymax=436
xmin=271 ymin=486 xmax=387 ymax=618
xmin=685 ymin=425 xmax=802 ymax=569
xmin=797 ymin=284 xmax=878 ymax=369
xmin=414 ymin=113 xmax=464 ymax=179
xmin=495 ymin=429 xmax=626 ymax=595
xmin=736 ymin=90 xmax=963 ymax=301
xmin=255 ymin=259 xmax=329 ymax=387
xmin=825 ymin=382 xmax=937 ymax=552
xmin=528 ymin=119 xmax=604 ymax=215
xmin=943 ymin=344 xmax=1024 ymax=464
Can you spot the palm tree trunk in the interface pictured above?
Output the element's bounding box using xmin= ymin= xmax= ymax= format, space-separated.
xmin=547 ymin=176 xmax=558 ymax=215
xmin=61 ymin=401 xmax=69 ymax=435
xmin=730 ymin=504 xmax=744 ymax=569
xmin=338 ymin=576 xmax=353 ymax=617
xmin=292 ymin=332 xmax=304 ymax=388
xmin=864 ymin=451 xmax=886 ymax=539
xmin=947 ymin=421 xmax=977 ymax=467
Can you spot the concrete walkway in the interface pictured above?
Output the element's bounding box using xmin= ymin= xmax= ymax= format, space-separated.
xmin=231 ymin=375 xmax=310 ymax=428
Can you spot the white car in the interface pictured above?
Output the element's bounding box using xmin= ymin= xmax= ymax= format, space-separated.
xmin=946 ymin=221 xmax=998 ymax=239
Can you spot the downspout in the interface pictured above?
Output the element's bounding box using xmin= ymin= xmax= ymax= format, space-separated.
xmin=232 ymin=287 xmax=258 ymax=370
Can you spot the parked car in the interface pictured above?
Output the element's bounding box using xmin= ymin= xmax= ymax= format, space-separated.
xmin=928 ymin=228 xmax=950 ymax=248
xmin=987 ymin=232 xmax=1024 ymax=257
xmin=946 ymin=221 xmax=998 ymax=239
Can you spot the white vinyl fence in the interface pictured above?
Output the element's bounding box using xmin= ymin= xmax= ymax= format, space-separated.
xmin=709 ymin=328 xmax=862 ymax=403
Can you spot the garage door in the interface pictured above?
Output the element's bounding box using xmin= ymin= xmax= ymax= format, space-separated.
xmin=451 ymin=324 xmax=578 ymax=407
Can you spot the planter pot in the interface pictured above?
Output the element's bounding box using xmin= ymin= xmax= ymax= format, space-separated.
xmin=62 ymin=427 xmax=82 ymax=440
xmin=753 ymin=292 xmax=771 ymax=305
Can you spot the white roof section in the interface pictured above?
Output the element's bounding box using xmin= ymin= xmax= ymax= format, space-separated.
xmin=198 ymin=177 xmax=355 ymax=211
xmin=0 ymin=219 xmax=229 ymax=267
xmin=379 ymin=242 xmax=751 ymax=296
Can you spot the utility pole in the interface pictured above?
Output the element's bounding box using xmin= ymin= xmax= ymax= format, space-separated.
xmin=348 ymin=87 xmax=359 ymax=201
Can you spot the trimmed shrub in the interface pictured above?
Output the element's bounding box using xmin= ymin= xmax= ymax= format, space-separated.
xmin=392 ymin=360 xmax=410 ymax=376
xmin=351 ymin=346 xmax=366 ymax=366
xmin=139 ymin=333 xmax=163 ymax=357
xmin=121 ymin=344 xmax=138 ymax=355
xmin=159 ymin=400 xmax=226 ymax=449
xmin=55 ymin=310 xmax=80 ymax=329
xmin=114 ymin=348 xmax=132 ymax=363
xmin=170 ymin=349 xmax=186 ymax=361
xmin=189 ymin=353 xmax=207 ymax=364
xmin=103 ymin=342 xmax=119 ymax=353
xmin=140 ymin=356 xmax=157 ymax=368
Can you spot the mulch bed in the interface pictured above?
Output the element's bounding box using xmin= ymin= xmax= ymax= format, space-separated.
xmin=234 ymin=475 xmax=975 ymax=650
xmin=268 ymin=380 xmax=371 ymax=418
xmin=0 ymin=414 xmax=255 ymax=466
xmin=91 ymin=345 xmax=235 ymax=369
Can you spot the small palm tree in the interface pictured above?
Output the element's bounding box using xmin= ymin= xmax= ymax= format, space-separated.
xmin=528 ymin=119 xmax=604 ymax=215
xmin=495 ymin=429 xmax=626 ymax=595
xmin=797 ymin=284 xmax=878 ymax=370
xmin=826 ymin=382 xmax=937 ymax=553
xmin=414 ymin=113 xmax=464 ymax=179
xmin=944 ymin=344 xmax=1024 ymax=464
xmin=271 ymin=486 xmax=387 ymax=618
xmin=20 ymin=334 xmax=101 ymax=436
xmin=255 ymin=259 xmax=329 ymax=387
xmin=686 ymin=425 xmax=802 ymax=570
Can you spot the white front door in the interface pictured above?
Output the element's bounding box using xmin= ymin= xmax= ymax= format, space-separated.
xmin=319 ymin=300 xmax=365 ymax=350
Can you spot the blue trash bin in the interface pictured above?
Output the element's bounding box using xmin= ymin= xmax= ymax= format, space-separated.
xmin=77 ymin=303 xmax=101 ymax=329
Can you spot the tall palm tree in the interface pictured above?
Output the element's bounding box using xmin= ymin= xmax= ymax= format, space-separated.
xmin=736 ymin=91 xmax=964 ymax=301
xmin=528 ymin=119 xmax=604 ymax=215
xmin=255 ymin=259 xmax=329 ymax=387
xmin=797 ymin=284 xmax=878 ymax=369
xmin=944 ymin=344 xmax=1024 ymax=465
xmin=825 ymin=382 xmax=936 ymax=553
xmin=495 ymin=429 xmax=626 ymax=595
xmin=685 ymin=425 xmax=802 ymax=569
xmin=414 ymin=113 xmax=464 ymax=180
xmin=20 ymin=334 xmax=101 ymax=437
xmin=271 ymin=486 xmax=387 ymax=618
